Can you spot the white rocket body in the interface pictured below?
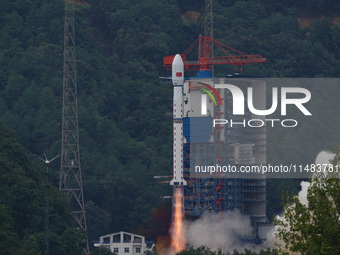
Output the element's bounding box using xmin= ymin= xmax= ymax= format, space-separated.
xmin=170 ymin=54 xmax=187 ymax=186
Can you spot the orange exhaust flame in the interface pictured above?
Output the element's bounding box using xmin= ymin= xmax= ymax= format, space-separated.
xmin=171 ymin=187 xmax=186 ymax=253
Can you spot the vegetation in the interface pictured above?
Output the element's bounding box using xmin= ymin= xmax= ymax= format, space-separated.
xmin=0 ymin=122 xmax=84 ymax=254
xmin=275 ymin=146 xmax=340 ymax=254
xmin=0 ymin=0 xmax=340 ymax=253
xmin=176 ymin=246 xmax=282 ymax=255
xmin=92 ymin=247 xmax=115 ymax=255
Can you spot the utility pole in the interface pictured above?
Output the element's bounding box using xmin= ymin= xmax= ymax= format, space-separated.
xmin=34 ymin=154 xmax=60 ymax=255
xmin=59 ymin=1 xmax=90 ymax=254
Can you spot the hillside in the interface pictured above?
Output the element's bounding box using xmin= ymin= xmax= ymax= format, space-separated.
xmin=0 ymin=123 xmax=84 ymax=254
xmin=0 ymin=0 xmax=340 ymax=252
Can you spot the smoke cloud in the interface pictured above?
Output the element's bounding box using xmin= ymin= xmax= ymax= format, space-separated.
xmin=185 ymin=210 xmax=255 ymax=253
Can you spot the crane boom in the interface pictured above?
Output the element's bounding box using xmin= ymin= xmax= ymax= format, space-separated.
xmin=163 ymin=36 xmax=266 ymax=72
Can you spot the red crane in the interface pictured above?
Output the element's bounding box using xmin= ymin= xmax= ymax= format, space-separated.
xmin=163 ymin=35 xmax=266 ymax=74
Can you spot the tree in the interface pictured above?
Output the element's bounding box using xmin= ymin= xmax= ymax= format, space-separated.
xmin=176 ymin=246 xmax=279 ymax=255
xmin=275 ymin=146 xmax=340 ymax=254
xmin=0 ymin=122 xmax=84 ymax=255
xmin=92 ymin=246 xmax=116 ymax=255
xmin=176 ymin=246 xmax=219 ymax=255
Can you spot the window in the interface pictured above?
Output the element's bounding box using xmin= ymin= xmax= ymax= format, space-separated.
xmin=123 ymin=234 xmax=132 ymax=243
xmin=136 ymin=247 xmax=141 ymax=253
xmin=134 ymin=237 xmax=142 ymax=243
xmin=113 ymin=248 xmax=119 ymax=253
xmin=124 ymin=247 xmax=129 ymax=253
xmin=103 ymin=237 xmax=110 ymax=244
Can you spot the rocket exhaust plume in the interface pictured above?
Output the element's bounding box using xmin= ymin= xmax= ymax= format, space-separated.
xmin=171 ymin=187 xmax=186 ymax=253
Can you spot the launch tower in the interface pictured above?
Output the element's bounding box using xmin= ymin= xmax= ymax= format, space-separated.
xmin=164 ymin=0 xmax=269 ymax=243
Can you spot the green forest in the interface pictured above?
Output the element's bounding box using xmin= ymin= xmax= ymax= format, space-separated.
xmin=1 ymin=0 xmax=340 ymax=254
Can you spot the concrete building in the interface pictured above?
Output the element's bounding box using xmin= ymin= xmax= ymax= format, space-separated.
xmin=94 ymin=231 xmax=154 ymax=255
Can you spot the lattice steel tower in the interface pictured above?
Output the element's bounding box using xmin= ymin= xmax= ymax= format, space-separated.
xmin=59 ymin=1 xmax=90 ymax=254
xmin=204 ymin=0 xmax=213 ymax=43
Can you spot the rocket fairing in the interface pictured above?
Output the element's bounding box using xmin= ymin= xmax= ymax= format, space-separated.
xmin=170 ymin=54 xmax=187 ymax=186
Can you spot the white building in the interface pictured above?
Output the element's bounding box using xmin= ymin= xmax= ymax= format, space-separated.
xmin=94 ymin=231 xmax=154 ymax=255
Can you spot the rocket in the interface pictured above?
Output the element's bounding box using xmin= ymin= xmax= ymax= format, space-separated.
xmin=170 ymin=54 xmax=187 ymax=186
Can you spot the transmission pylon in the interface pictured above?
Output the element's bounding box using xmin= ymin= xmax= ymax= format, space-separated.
xmin=204 ymin=0 xmax=213 ymax=40
xmin=59 ymin=1 xmax=90 ymax=254
xmin=204 ymin=0 xmax=214 ymax=75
